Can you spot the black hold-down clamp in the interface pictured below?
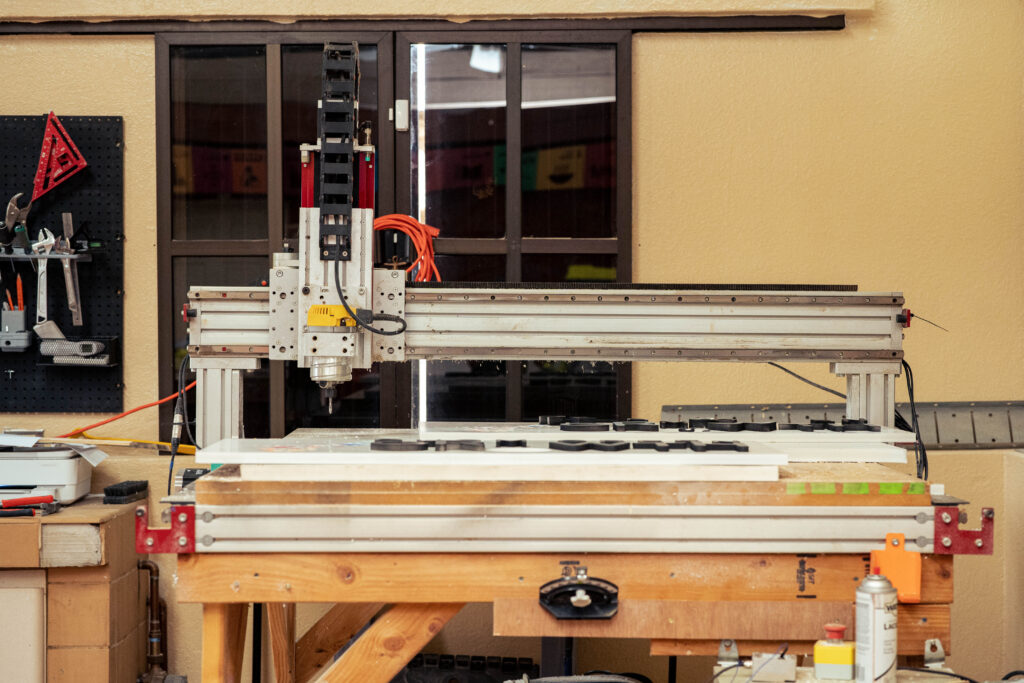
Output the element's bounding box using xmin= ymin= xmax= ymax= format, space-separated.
xmin=538 ymin=565 xmax=619 ymax=620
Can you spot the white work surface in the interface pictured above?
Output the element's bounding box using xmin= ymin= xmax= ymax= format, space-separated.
xmin=197 ymin=432 xmax=784 ymax=481
xmin=196 ymin=420 xmax=910 ymax=478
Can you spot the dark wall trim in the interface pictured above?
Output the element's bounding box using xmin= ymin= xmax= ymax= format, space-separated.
xmin=0 ymin=15 xmax=844 ymax=35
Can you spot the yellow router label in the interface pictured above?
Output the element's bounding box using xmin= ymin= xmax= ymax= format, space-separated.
xmin=307 ymin=305 xmax=357 ymax=327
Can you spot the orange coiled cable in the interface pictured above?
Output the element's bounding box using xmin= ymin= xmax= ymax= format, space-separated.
xmin=373 ymin=214 xmax=441 ymax=282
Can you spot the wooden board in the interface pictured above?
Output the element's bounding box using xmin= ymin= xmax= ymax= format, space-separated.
xmin=318 ymin=603 xmax=463 ymax=683
xmin=295 ymin=602 xmax=385 ymax=683
xmin=195 ymin=462 xmax=931 ymax=507
xmin=0 ymin=496 xmax=139 ymax=569
xmin=650 ymin=604 xmax=951 ymax=656
xmin=0 ymin=519 xmax=40 ymax=567
xmin=175 ymin=553 xmax=952 ymax=605
xmin=237 ymin=462 xmax=780 ymax=483
xmin=493 ymin=599 xmax=853 ymax=639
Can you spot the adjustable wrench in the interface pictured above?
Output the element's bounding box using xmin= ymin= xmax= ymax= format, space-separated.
xmin=5 ymin=193 xmax=33 ymax=269
xmin=31 ymin=228 xmax=55 ymax=325
xmin=57 ymin=213 xmax=82 ymax=326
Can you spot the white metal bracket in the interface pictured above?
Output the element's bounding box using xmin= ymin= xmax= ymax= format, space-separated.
xmin=190 ymin=357 xmax=260 ymax=447
xmin=831 ymin=361 xmax=901 ymax=428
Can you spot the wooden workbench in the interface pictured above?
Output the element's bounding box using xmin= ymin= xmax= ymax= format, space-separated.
xmin=177 ymin=463 xmax=952 ymax=683
xmin=0 ymin=496 xmax=147 ymax=683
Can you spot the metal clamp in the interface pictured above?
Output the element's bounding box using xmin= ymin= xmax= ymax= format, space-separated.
xmin=718 ymin=639 xmax=740 ymax=665
xmin=538 ymin=565 xmax=618 ymax=620
xmin=923 ymin=638 xmax=946 ymax=668
xmin=135 ymin=505 xmax=195 ymax=554
xmin=933 ymin=506 xmax=994 ymax=555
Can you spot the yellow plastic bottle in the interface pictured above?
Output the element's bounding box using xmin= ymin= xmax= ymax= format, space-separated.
xmin=814 ymin=623 xmax=855 ymax=680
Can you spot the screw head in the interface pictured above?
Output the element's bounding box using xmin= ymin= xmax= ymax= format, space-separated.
xmin=941 ymin=536 xmax=952 ymax=547
xmin=135 ymin=508 xmax=145 ymax=517
xmin=145 ymin=537 xmax=154 ymax=547
xmin=302 ymin=286 xmax=310 ymax=295
xmin=178 ymin=536 xmax=187 ymax=547
xmin=177 ymin=512 xmax=188 ymax=523
xmin=975 ymin=538 xmax=983 ymax=548
xmin=891 ymin=537 xmax=900 ymax=546
xmin=941 ymin=512 xmax=952 ymax=524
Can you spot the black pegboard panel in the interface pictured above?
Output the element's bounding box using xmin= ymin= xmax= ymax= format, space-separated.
xmin=0 ymin=115 xmax=124 ymax=413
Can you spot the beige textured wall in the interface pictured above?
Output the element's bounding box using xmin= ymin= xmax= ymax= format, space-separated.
xmin=632 ymin=1 xmax=1024 ymax=416
xmin=0 ymin=35 xmax=159 ymax=439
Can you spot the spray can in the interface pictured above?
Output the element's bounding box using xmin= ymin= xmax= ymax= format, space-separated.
xmin=855 ymin=574 xmax=897 ymax=683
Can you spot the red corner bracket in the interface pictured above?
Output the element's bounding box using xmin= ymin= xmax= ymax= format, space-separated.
xmin=934 ymin=506 xmax=994 ymax=555
xmin=135 ymin=505 xmax=195 ymax=554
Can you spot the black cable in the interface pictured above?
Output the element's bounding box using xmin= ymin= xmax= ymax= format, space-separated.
xmin=333 ymin=259 xmax=406 ymax=335
xmin=1002 ymin=671 xmax=1024 ymax=680
xmin=704 ymin=663 xmax=743 ymax=683
xmin=668 ymin=656 xmax=677 ymax=683
xmin=767 ymin=362 xmax=846 ymax=399
xmin=168 ymin=354 xmax=195 ymax=495
xmin=178 ymin=353 xmax=196 ymax=448
xmin=899 ymin=668 xmax=979 ymax=683
xmin=902 ymin=359 xmax=928 ymax=480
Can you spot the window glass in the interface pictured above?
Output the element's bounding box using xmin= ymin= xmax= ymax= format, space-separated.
xmin=410 ymin=44 xmax=507 ymax=238
xmin=521 ymin=253 xmax=617 ymax=420
xmin=521 ymin=253 xmax=616 ymax=283
xmin=433 ymin=254 xmax=505 ymax=282
xmin=170 ymin=45 xmax=268 ymax=240
xmin=427 ymin=360 xmax=507 ymax=421
xmin=522 ymin=45 xmax=616 ymax=238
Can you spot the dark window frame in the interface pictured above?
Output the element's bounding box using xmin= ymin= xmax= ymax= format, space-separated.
xmin=111 ymin=14 xmax=841 ymax=436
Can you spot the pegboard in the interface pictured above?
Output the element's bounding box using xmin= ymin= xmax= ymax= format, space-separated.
xmin=0 ymin=115 xmax=124 ymax=413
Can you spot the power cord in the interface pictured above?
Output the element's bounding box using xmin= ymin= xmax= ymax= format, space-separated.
xmin=169 ymin=353 xmax=197 ymax=495
xmin=766 ymin=362 xmax=845 ymax=399
xmin=703 ymin=664 xmax=742 ymax=683
xmin=333 ymin=259 xmax=406 ymax=336
xmin=902 ymin=359 xmax=929 ymax=480
xmin=898 ymin=668 xmax=978 ymax=683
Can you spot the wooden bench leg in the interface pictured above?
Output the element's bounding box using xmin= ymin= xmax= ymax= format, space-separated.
xmin=267 ymin=603 xmax=297 ymax=683
xmin=296 ymin=602 xmax=386 ymax=683
xmin=316 ymin=603 xmax=464 ymax=683
xmin=202 ymin=602 xmax=250 ymax=683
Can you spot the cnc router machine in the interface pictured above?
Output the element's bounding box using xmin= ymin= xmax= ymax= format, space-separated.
xmin=138 ymin=44 xmax=994 ymax=682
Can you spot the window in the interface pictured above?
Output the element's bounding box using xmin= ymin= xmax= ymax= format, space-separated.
xmin=157 ymin=28 xmax=631 ymax=436
xmin=398 ymin=34 xmax=630 ymax=422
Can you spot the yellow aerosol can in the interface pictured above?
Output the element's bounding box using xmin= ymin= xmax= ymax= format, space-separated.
xmin=855 ymin=573 xmax=898 ymax=683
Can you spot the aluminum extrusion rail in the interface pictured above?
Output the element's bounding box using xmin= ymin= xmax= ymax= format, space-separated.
xmin=402 ymin=285 xmax=905 ymax=362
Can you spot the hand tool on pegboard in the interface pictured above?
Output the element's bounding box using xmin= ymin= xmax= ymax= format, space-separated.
xmin=3 ymin=192 xmax=34 ymax=267
xmin=31 ymin=227 xmax=55 ymax=327
xmin=57 ymin=212 xmax=83 ymax=326
xmin=31 ymin=111 xmax=87 ymax=203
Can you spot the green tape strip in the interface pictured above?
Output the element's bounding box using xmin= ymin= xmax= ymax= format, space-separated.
xmin=907 ymin=482 xmax=926 ymax=494
xmin=842 ymin=482 xmax=870 ymax=495
xmin=810 ymin=482 xmax=837 ymax=495
xmin=879 ymin=482 xmax=904 ymax=495
xmin=786 ymin=482 xmax=807 ymax=495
